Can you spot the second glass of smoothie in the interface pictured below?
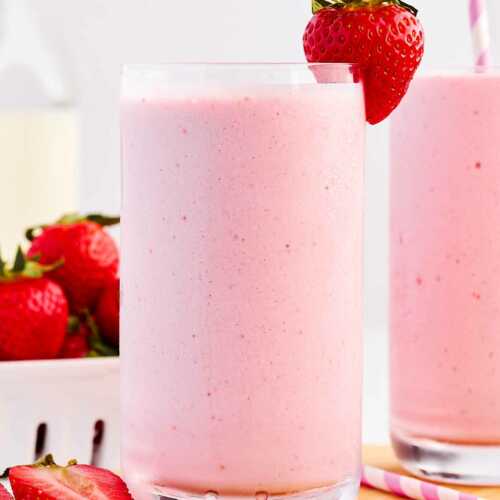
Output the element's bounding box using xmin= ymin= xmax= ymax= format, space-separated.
xmin=121 ymin=64 xmax=365 ymax=500
xmin=391 ymin=69 xmax=500 ymax=484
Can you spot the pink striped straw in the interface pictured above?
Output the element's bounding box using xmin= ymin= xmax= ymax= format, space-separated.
xmin=469 ymin=0 xmax=491 ymax=67
xmin=362 ymin=465 xmax=486 ymax=500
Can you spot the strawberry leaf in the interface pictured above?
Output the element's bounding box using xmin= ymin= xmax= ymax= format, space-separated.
xmin=86 ymin=214 xmax=121 ymax=227
xmin=25 ymin=225 xmax=45 ymax=242
xmin=0 ymin=251 xmax=6 ymax=278
xmin=67 ymin=315 xmax=81 ymax=334
xmin=83 ymin=311 xmax=119 ymax=357
xmin=312 ymin=0 xmax=417 ymax=15
xmin=0 ymin=248 xmax=63 ymax=282
xmin=27 ymin=213 xmax=120 ymax=239
xmin=12 ymin=247 xmax=26 ymax=273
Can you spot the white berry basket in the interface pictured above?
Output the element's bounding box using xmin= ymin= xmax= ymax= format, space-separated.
xmin=0 ymin=357 xmax=120 ymax=473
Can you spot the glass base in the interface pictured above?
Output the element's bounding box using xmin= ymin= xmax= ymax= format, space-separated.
xmin=138 ymin=477 xmax=360 ymax=500
xmin=392 ymin=430 xmax=500 ymax=485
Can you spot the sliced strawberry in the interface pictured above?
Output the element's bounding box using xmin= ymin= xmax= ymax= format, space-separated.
xmin=9 ymin=455 xmax=132 ymax=500
xmin=0 ymin=484 xmax=13 ymax=499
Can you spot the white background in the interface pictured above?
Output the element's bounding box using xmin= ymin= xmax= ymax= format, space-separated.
xmin=13 ymin=0 xmax=500 ymax=442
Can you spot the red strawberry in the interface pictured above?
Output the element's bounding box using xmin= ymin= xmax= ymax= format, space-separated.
xmin=303 ymin=0 xmax=424 ymax=124
xmin=59 ymin=316 xmax=90 ymax=358
xmin=60 ymin=314 xmax=119 ymax=358
xmin=27 ymin=213 xmax=120 ymax=312
xmin=95 ymin=278 xmax=120 ymax=347
xmin=0 ymin=249 xmax=68 ymax=361
xmin=0 ymin=484 xmax=12 ymax=499
xmin=9 ymin=454 xmax=132 ymax=499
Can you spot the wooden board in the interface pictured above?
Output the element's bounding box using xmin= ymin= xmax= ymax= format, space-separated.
xmin=361 ymin=446 xmax=499 ymax=499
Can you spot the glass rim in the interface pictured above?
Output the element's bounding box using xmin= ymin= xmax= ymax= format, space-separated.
xmin=122 ymin=62 xmax=363 ymax=95
xmin=416 ymin=66 xmax=500 ymax=76
xmin=122 ymin=62 xmax=360 ymax=73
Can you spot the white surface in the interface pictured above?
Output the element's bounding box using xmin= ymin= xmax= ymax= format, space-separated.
xmin=363 ymin=328 xmax=390 ymax=444
xmin=0 ymin=358 xmax=120 ymax=471
xmin=0 ymin=0 xmax=71 ymax=105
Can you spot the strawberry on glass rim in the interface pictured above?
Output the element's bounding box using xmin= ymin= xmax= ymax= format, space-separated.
xmin=303 ymin=0 xmax=424 ymax=124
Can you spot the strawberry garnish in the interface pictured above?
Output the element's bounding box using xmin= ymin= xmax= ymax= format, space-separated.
xmin=9 ymin=454 xmax=132 ymax=500
xmin=27 ymin=213 xmax=120 ymax=312
xmin=303 ymin=0 xmax=424 ymax=124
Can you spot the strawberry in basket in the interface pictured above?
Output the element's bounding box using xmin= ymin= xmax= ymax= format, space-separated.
xmin=95 ymin=277 xmax=120 ymax=348
xmin=59 ymin=315 xmax=91 ymax=359
xmin=27 ymin=214 xmax=120 ymax=313
xmin=8 ymin=454 xmax=132 ymax=499
xmin=60 ymin=312 xmax=119 ymax=359
xmin=0 ymin=248 xmax=68 ymax=361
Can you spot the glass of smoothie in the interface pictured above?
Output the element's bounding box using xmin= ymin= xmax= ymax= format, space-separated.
xmin=120 ymin=63 xmax=365 ymax=500
xmin=391 ymin=69 xmax=500 ymax=484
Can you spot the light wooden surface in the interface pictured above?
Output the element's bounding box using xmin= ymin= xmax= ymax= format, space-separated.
xmin=361 ymin=446 xmax=500 ymax=499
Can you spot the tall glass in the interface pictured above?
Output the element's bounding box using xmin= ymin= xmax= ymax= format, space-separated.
xmin=120 ymin=64 xmax=365 ymax=500
xmin=391 ymin=69 xmax=500 ymax=484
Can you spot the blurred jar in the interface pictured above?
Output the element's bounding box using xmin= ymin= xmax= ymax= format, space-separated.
xmin=0 ymin=0 xmax=78 ymax=259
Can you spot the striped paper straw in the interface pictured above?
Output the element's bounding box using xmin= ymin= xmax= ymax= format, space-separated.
xmin=469 ymin=0 xmax=491 ymax=67
xmin=362 ymin=465 xmax=486 ymax=500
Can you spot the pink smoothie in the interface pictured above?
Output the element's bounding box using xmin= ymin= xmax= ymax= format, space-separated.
xmin=391 ymin=72 xmax=500 ymax=444
xmin=121 ymin=79 xmax=365 ymax=499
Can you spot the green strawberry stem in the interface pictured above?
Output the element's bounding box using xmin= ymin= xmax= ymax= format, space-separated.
xmin=1 ymin=454 xmax=77 ymax=477
xmin=67 ymin=315 xmax=81 ymax=334
xmin=0 ymin=252 xmax=6 ymax=277
xmin=312 ymin=0 xmax=418 ymax=15
xmin=83 ymin=311 xmax=119 ymax=357
xmin=26 ymin=213 xmax=120 ymax=242
xmin=34 ymin=454 xmax=77 ymax=468
xmin=86 ymin=214 xmax=121 ymax=227
xmin=0 ymin=246 xmax=63 ymax=281
xmin=12 ymin=246 xmax=26 ymax=272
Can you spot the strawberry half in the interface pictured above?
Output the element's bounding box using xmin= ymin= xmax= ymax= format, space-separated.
xmin=9 ymin=455 xmax=132 ymax=500
xmin=303 ymin=0 xmax=424 ymax=124
xmin=0 ymin=484 xmax=13 ymax=499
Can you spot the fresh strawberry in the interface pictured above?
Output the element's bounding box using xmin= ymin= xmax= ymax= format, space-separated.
xmin=303 ymin=0 xmax=424 ymax=124
xmin=27 ymin=213 xmax=120 ymax=312
xmin=95 ymin=278 xmax=120 ymax=347
xmin=60 ymin=313 xmax=118 ymax=358
xmin=59 ymin=316 xmax=90 ymax=358
xmin=0 ymin=249 xmax=68 ymax=361
xmin=9 ymin=454 xmax=132 ymax=499
xmin=0 ymin=484 xmax=12 ymax=499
